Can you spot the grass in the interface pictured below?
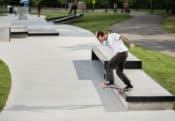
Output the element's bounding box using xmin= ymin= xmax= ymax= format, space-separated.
xmin=138 ymin=9 xmax=175 ymax=33
xmin=137 ymin=9 xmax=168 ymax=16
xmin=32 ymin=8 xmax=131 ymax=33
xmin=129 ymin=47 xmax=175 ymax=95
xmin=0 ymin=60 xmax=11 ymax=111
xmin=161 ymin=16 xmax=175 ymax=33
xmin=129 ymin=47 xmax=175 ymax=109
xmin=0 ymin=7 xmax=7 ymax=16
xmin=71 ymin=13 xmax=131 ymax=33
xmin=30 ymin=8 xmax=68 ymax=19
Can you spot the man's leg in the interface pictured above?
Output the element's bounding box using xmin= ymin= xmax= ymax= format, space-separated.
xmin=69 ymin=7 xmax=73 ymax=14
xmin=105 ymin=54 xmax=120 ymax=85
xmin=115 ymin=52 xmax=133 ymax=88
xmin=116 ymin=63 xmax=132 ymax=87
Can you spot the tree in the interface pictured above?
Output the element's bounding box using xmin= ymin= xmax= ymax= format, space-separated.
xmin=170 ymin=0 xmax=175 ymax=14
xmin=92 ymin=0 xmax=96 ymax=11
xmin=57 ymin=0 xmax=64 ymax=8
xmin=31 ymin=0 xmax=43 ymax=6
xmin=103 ymin=0 xmax=109 ymax=12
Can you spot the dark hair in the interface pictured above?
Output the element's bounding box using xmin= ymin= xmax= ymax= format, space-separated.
xmin=96 ymin=31 xmax=104 ymax=38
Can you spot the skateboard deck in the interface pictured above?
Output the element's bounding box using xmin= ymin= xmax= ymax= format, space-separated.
xmin=100 ymin=82 xmax=129 ymax=94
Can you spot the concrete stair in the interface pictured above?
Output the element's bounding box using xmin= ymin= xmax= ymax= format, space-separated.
xmin=10 ymin=26 xmax=59 ymax=38
xmin=92 ymin=45 xmax=175 ymax=110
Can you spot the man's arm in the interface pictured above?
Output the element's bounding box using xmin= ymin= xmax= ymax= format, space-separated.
xmin=119 ymin=35 xmax=135 ymax=48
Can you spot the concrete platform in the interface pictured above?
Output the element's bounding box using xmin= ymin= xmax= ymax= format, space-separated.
xmin=54 ymin=13 xmax=84 ymax=23
xmin=9 ymin=14 xmax=59 ymax=37
xmin=28 ymin=29 xmax=59 ymax=36
xmin=46 ymin=15 xmax=73 ymax=21
xmin=10 ymin=26 xmax=28 ymax=38
xmin=0 ymin=22 xmax=10 ymax=42
xmin=114 ymin=69 xmax=175 ymax=110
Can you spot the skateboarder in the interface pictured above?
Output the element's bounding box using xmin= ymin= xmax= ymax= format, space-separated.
xmin=69 ymin=0 xmax=78 ymax=15
xmin=96 ymin=31 xmax=135 ymax=91
xmin=37 ymin=2 xmax=42 ymax=17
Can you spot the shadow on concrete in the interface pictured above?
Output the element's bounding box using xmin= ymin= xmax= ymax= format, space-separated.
xmin=57 ymin=43 xmax=96 ymax=51
xmin=59 ymin=31 xmax=94 ymax=37
xmin=6 ymin=104 xmax=103 ymax=112
xmin=73 ymin=60 xmax=126 ymax=112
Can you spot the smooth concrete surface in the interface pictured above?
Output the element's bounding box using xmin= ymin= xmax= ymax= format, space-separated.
xmin=113 ymin=69 xmax=174 ymax=110
xmin=0 ymin=18 xmax=10 ymax=42
xmin=0 ymin=27 xmax=10 ymax=42
xmin=128 ymin=102 xmax=174 ymax=110
xmin=115 ymin=69 xmax=172 ymax=97
xmin=0 ymin=15 xmax=175 ymax=121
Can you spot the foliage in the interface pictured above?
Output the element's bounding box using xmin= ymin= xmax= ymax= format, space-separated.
xmin=0 ymin=60 xmax=11 ymax=110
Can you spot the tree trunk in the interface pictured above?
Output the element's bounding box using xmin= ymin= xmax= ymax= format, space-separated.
xmin=150 ymin=0 xmax=154 ymax=14
xmin=172 ymin=0 xmax=175 ymax=14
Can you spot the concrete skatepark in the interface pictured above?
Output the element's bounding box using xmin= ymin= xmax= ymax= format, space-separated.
xmin=0 ymin=13 xmax=175 ymax=121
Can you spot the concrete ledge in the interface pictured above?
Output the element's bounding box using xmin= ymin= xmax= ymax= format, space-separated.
xmin=0 ymin=27 xmax=10 ymax=42
xmin=10 ymin=26 xmax=59 ymax=37
xmin=10 ymin=26 xmax=28 ymax=38
xmin=54 ymin=13 xmax=84 ymax=23
xmin=114 ymin=69 xmax=175 ymax=110
xmin=46 ymin=15 xmax=73 ymax=21
xmin=128 ymin=102 xmax=174 ymax=110
xmin=126 ymin=96 xmax=175 ymax=102
xmin=92 ymin=46 xmax=142 ymax=69
xmin=28 ymin=29 xmax=59 ymax=36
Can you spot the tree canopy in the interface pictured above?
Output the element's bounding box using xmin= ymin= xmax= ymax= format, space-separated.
xmin=0 ymin=0 xmax=175 ymax=14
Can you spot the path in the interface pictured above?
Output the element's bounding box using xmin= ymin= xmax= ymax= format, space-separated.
xmin=0 ymin=15 xmax=175 ymax=121
xmin=112 ymin=13 xmax=175 ymax=56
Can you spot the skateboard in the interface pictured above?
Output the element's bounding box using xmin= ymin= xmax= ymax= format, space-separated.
xmin=99 ymin=82 xmax=129 ymax=94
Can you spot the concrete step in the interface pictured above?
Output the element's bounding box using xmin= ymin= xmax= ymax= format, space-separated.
xmin=10 ymin=26 xmax=28 ymax=38
xmin=0 ymin=26 xmax=10 ymax=41
xmin=54 ymin=13 xmax=84 ymax=23
xmin=28 ymin=29 xmax=59 ymax=36
xmin=46 ymin=15 xmax=73 ymax=21
xmin=92 ymin=46 xmax=142 ymax=69
xmin=113 ymin=69 xmax=175 ymax=110
xmin=10 ymin=26 xmax=59 ymax=37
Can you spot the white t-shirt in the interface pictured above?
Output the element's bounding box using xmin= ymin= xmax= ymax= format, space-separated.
xmin=103 ymin=33 xmax=128 ymax=53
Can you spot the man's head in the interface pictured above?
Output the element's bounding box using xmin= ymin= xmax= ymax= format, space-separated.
xmin=96 ymin=31 xmax=108 ymax=43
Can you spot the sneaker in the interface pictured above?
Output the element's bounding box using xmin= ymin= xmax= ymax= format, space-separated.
xmin=124 ymin=85 xmax=133 ymax=90
xmin=104 ymin=80 xmax=114 ymax=86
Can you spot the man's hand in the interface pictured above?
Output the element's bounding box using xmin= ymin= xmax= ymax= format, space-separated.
xmin=120 ymin=35 xmax=135 ymax=48
xmin=130 ymin=42 xmax=135 ymax=48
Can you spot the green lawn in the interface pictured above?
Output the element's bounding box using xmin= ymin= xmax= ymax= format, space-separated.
xmin=0 ymin=7 xmax=7 ymax=16
xmin=129 ymin=47 xmax=175 ymax=95
xmin=31 ymin=8 xmax=68 ymax=19
xmin=33 ymin=9 xmax=131 ymax=33
xmin=129 ymin=47 xmax=175 ymax=109
xmin=161 ymin=16 xmax=175 ymax=33
xmin=0 ymin=60 xmax=11 ymax=110
xmin=71 ymin=13 xmax=131 ymax=33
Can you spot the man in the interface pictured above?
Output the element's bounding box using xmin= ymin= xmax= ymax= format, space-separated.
xmin=37 ymin=2 xmax=42 ymax=17
xmin=69 ymin=0 xmax=78 ymax=15
xmin=96 ymin=31 xmax=135 ymax=90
